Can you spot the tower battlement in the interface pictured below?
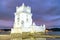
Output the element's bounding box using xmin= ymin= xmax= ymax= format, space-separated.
xmin=16 ymin=3 xmax=31 ymax=13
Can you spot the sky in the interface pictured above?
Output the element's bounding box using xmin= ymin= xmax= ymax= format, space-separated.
xmin=0 ymin=0 xmax=60 ymax=29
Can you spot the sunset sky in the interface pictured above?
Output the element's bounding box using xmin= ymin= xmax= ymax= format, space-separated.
xmin=0 ymin=0 xmax=60 ymax=29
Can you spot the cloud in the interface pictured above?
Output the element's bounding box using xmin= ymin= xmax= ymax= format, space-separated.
xmin=0 ymin=20 xmax=13 ymax=29
xmin=0 ymin=0 xmax=60 ymax=28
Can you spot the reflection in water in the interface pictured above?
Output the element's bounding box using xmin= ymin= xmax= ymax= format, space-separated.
xmin=10 ymin=32 xmax=60 ymax=40
xmin=23 ymin=38 xmax=46 ymax=40
xmin=35 ymin=38 xmax=46 ymax=40
xmin=11 ymin=38 xmax=46 ymax=40
xmin=23 ymin=38 xmax=60 ymax=40
xmin=11 ymin=38 xmax=22 ymax=40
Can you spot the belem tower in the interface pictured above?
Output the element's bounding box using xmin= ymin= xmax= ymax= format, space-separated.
xmin=11 ymin=3 xmax=46 ymax=34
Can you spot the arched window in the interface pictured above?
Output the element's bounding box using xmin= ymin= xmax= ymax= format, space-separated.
xmin=21 ymin=20 xmax=24 ymax=25
xmin=17 ymin=17 xmax=19 ymax=24
xmin=26 ymin=15 xmax=28 ymax=22
xmin=26 ymin=18 xmax=28 ymax=21
xmin=17 ymin=17 xmax=19 ymax=22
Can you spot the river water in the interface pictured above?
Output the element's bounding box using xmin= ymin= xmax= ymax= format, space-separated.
xmin=0 ymin=31 xmax=60 ymax=40
xmin=12 ymin=32 xmax=60 ymax=40
xmin=23 ymin=32 xmax=60 ymax=40
xmin=46 ymin=31 xmax=60 ymax=40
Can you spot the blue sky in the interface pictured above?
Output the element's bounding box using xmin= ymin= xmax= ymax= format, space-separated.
xmin=0 ymin=0 xmax=60 ymax=29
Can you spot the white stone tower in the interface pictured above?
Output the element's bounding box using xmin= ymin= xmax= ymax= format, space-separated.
xmin=10 ymin=3 xmax=46 ymax=40
xmin=15 ymin=3 xmax=32 ymax=28
xmin=11 ymin=3 xmax=46 ymax=34
xmin=11 ymin=3 xmax=33 ymax=33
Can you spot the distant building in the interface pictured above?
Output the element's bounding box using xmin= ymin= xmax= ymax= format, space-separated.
xmin=11 ymin=3 xmax=46 ymax=33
